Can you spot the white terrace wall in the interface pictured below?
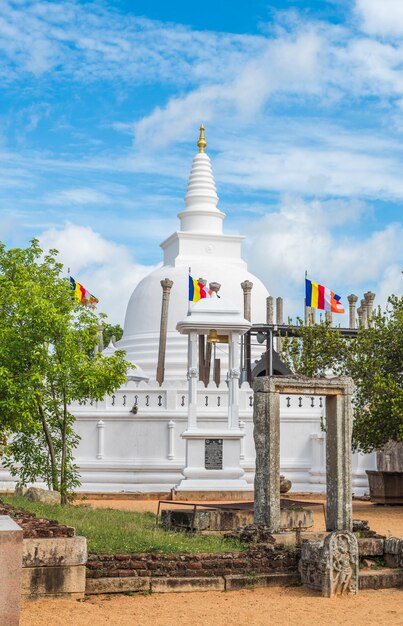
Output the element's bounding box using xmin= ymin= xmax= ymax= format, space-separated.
xmin=0 ymin=379 xmax=375 ymax=494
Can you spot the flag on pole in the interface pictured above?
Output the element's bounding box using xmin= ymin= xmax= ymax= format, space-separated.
xmin=305 ymin=278 xmax=344 ymax=314
xmin=70 ymin=276 xmax=99 ymax=306
xmin=188 ymin=275 xmax=211 ymax=302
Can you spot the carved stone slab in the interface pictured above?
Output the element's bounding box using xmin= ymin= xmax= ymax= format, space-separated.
xmin=323 ymin=531 xmax=359 ymax=597
xmin=300 ymin=531 xmax=359 ymax=597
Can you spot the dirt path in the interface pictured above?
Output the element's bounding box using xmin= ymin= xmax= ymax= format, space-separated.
xmin=22 ymin=586 xmax=403 ymax=626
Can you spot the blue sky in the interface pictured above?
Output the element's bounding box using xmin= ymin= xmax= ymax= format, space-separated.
xmin=0 ymin=0 xmax=402 ymax=323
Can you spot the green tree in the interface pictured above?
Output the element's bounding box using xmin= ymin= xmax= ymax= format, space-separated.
xmin=281 ymin=318 xmax=347 ymax=378
xmin=0 ymin=240 xmax=129 ymax=503
xmin=102 ymin=322 xmax=123 ymax=347
xmin=280 ymin=297 xmax=403 ymax=453
xmin=342 ymin=296 xmax=403 ymax=453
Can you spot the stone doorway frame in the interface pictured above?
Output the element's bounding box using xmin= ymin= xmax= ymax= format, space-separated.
xmin=253 ymin=376 xmax=354 ymax=532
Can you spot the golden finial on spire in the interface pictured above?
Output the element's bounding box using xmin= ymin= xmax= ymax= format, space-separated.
xmin=197 ymin=123 xmax=207 ymax=153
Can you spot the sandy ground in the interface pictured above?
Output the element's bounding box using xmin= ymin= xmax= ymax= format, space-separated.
xmin=21 ymin=497 xmax=403 ymax=626
xmin=22 ymin=587 xmax=403 ymax=626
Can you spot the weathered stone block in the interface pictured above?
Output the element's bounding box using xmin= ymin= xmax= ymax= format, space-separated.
xmin=22 ymin=564 xmax=86 ymax=597
xmin=357 ymin=538 xmax=384 ymax=556
xmin=224 ymin=572 xmax=300 ymax=590
xmin=0 ymin=516 xmax=23 ymax=626
xmin=150 ymin=576 xmax=225 ymax=593
xmin=384 ymin=538 xmax=403 ymax=567
xmin=86 ymin=577 xmax=150 ymax=594
xmin=359 ymin=568 xmax=403 ymax=590
xmin=24 ymin=487 xmax=61 ymax=505
xmin=23 ymin=536 xmax=87 ymax=567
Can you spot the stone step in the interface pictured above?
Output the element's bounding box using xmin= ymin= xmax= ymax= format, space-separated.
xmin=359 ymin=568 xmax=403 ymax=590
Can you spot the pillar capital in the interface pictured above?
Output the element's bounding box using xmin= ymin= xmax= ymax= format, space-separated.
xmin=160 ymin=278 xmax=174 ymax=292
xmin=347 ymin=294 xmax=358 ymax=304
xmin=241 ymin=280 xmax=253 ymax=293
xmin=364 ymin=291 xmax=376 ymax=304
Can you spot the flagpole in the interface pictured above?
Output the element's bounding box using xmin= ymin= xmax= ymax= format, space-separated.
xmin=304 ymin=269 xmax=308 ymax=325
xmin=187 ymin=267 xmax=191 ymax=316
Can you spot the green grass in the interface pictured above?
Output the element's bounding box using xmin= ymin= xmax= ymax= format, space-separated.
xmin=2 ymin=496 xmax=245 ymax=555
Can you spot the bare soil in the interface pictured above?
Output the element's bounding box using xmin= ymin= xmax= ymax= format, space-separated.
xmin=22 ymin=587 xmax=403 ymax=626
xmin=21 ymin=496 xmax=403 ymax=625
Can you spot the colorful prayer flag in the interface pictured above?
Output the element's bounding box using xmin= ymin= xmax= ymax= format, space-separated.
xmin=70 ymin=276 xmax=99 ymax=307
xmin=305 ymin=278 xmax=345 ymax=314
xmin=188 ymin=275 xmax=210 ymax=302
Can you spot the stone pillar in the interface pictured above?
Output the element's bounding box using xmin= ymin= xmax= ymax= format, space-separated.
xmin=276 ymin=297 xmax=283 ymax=353
xmin=253 ymin=378 xmax=280 ymax=531
xmin=167 ymin=420 xmax=175 ymax=460
xmin=266 ymin=296 xmax=274 ymax=324
xmin=347 ymin=294 xmax=358 ymax=329
xmin=228 ymin=330 xmax=241 ymax=429
xmin=96 ymin=420 xmax=105 ymax=459
xmin=156 ymin=278 xmax=174 ymax=385
xmin=325 ymin=383 xmax=353 ymax=531
xmin=241 ymin=281 xmax=253 ymax=384
xmin=187 ymin=330 xmax=199 ymax=430
xmin=241 ymin=280 xmax=253 ymax=321
xmin=0 ymin=516 xmax=23 ymax=626
xmin=357 ymin=305 xmax=363 ymax=327
xmin=309 ymin=308 xmax=316 ymax=325
xmin=364 ymin=291 xmax=376 ymax=325
xmin=209 ymin=281 xmax=221 ymax=296
xmin=360 ymin=298 xmax=368 ymax=328
xmin=325 ymin=311 xmax=332 ymax=325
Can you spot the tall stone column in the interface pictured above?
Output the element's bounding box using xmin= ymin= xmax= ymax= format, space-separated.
xmin=156 ymin=278 xmax=174 ymax=385
xmin=187 ymin=330 xmax=199 ymax=430
xmin=241 ymin=280 xmax=253 ymax=384
xmin=325 ymin=383 xmax=353 ymax=531
xmin=357 ymin=305 xmax=363 ymax=327
xmin=364 ymin=291 xmax=376 ymax=325
xmin=360 ymin=298 xmax=368 ymax=328
xmin=325 ymin=311 xmax=332 ymax=325
xmin=228 ymin=330 xmax=241 ymax=429
xmin=241 ymin=280 xmax=253 ymax=321
xmin=266 ymin=296 xmax=274 ymax=324
xmin=253 ymin=377 xmax=280 ymax=531
xmin=347 ymin=294 xmax=358 ymax=329
xmin=276 ymin=296 xmax=283 ymax=352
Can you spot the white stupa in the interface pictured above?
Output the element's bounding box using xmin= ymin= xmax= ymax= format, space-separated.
xmin=119 ymin=125 xmax=269 ymax=379
xmin=0 ymin=126 xmax=376 ymax=494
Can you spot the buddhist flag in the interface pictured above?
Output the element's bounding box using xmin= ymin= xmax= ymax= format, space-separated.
xmin=70 ymin=276 xmax=99 ymax=307
xmin=305 ymin=278 xmax=345 ymax=314
xmin=188 ymin=275 xmax=210 ymax=302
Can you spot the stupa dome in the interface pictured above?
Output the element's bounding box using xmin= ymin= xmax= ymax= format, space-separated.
xmin=119 ymin=126 xmax=270 ymax=379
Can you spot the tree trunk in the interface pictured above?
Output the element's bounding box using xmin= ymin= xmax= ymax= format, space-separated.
xmin=38 ymin=405 xmax=59 ymax=492
xmin=60 ymin=399 xmax=68 ymax=505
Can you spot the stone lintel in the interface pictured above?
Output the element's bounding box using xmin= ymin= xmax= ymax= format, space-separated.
xmin=253 ymin=375 xmax=354 ymax=397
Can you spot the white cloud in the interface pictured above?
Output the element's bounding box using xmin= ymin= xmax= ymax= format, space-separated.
xmin=44 ymin=188 xmax=111 ymax=205
xmin=38 ymin=222 xmax=155 ymax=324
xmin=243 ymin=196 xmax=403 ymax=323
xmin=355 ymin=0 xmax=403 ymax=38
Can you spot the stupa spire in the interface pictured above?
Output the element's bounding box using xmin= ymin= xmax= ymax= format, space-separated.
xmin=178 ymin=125 xmax=226 ymax=234
xmin=197 ymin=123 xmax=207 ymax=153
